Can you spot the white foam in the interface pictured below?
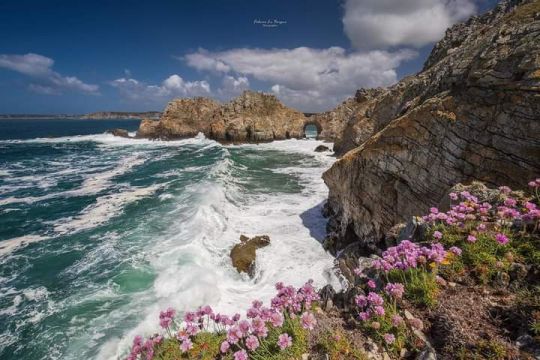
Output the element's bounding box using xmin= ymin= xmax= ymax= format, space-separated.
xmin=0 ymin=154 xmax=146 ymax=207
xmin=0 ymin=131 xmax=216 ymax=148
xmin=101 ymin=138 xmax=341 ymax=360
xmin=53 ymin=184 xmax=161 ymax=235
xmin=0 ymin=235 xmax=50 ymax=256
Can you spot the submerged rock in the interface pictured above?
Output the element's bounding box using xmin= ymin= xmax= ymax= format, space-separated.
xmin=230 ymin=235 xmax=270 ymax=277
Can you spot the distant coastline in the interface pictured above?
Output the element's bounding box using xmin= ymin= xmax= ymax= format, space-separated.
xmin=0 ymin=111 xmax=162 ymax=120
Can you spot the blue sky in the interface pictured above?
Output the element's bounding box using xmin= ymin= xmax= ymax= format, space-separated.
xmin=0 ymin=0 xmax=498 ymax=113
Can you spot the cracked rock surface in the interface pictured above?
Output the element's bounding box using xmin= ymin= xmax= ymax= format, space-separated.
xmin=322 ymin=0 xmax=540 ymax=254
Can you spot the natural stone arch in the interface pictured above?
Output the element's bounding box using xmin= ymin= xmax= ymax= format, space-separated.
xmin=303 ymin=119 xmax=323 ymax=138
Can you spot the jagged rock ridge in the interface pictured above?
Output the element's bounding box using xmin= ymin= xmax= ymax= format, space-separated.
xmin=137 ymin=91 xmax=307 ymax=142
xmin=322 ymin=0 xmax=540 ymax=254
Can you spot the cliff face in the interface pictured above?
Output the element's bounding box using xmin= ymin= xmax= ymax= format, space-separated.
xmin=323 ymin=0 xmax=540 ymax=254
xmin=137 ymin=91 xmax=307 ymax=142
xmin=307 ymin=89 xmax=383 ymax=147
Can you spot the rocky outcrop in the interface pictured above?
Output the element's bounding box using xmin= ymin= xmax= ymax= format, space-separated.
xmin=323 ymin=0 xmax=540 ymax=254
xmin=209 ymin=91 xmax=306 ymax=142
xmin=107 ymin=128 xmax=131 ymax=138
xmin=314 ymin=145 xmax=331 ymax=153
xmin=136 ymin=91 xmax=307 ymax=142
xmin=307 ymin=89 xmax=383 ymax=149
xmin=137 ymin=97 xmax=220 ymax=139
xmin=230 ymin=235 xmax=271 ymax=277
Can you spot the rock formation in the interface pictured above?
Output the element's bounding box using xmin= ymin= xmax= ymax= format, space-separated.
xmin=314 ymin=145 xmax=331 ymax=153
xmin=308 ymin=89 xmax=383 ymax=150
xmin=137 ymin=97 xmax=220 ymax=139
xmin=107 ymin=128 xmax=131 ymax=138
xmin=322 ymin=0 xmax=540 ymax=254
xmin=230 ymin=235 xmax=271 ymax=277
xmin=209 ymin=91 xmax=306 ymax=142
xmin=137 ymin=91 xmax=307 ymax=142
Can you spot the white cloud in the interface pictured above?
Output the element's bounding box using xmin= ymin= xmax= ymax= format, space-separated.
xmin=218 ymin=75 xmax=250 ymax=98
xmin=343 ymin=0 xmax=477 ymax=49
xmin=0 ymin=53 xmax=99 ymax=94
xmin=110 ymin=74 xmax=211 ymax=103
xmin=185 ymin=47 xmax=415 ymax=111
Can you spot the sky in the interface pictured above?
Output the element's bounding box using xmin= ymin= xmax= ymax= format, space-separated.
xmin=0 ymin=0 xmax=499 ymax=114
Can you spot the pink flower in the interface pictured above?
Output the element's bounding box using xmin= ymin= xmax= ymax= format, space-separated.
xmin=384 ymin=283 xmax=405 ymax=299
xmin=477 ymin=223 xmax=486 ymax=231
xmin=359 ymin=312 xmax=370 ymax=321
xmin=301 ymin=312 xmax=317 ymax=330
xmin=499 ymin=186 xmax=512 ymax=194
xmin=504 ymin=198 xmax=517 ymax=207
xmin=184 ymin=311 xmax=196 ymax=323
xmin=355 ymin=295 xmax=367 ymax=308
xmin=269 ymin=311 xmax=284 ymax=327
xmin=430 ymin=207 xmax=439 ymax=214
xmin=180 ymin=338 xmax=193 ymax=353
xmin=373 ymin=306 xmax=385 ymax=316
xmin=529 ymin=180 xmax=539 ymax=188
xmin=367 ymin=292 xmax=384 ymax=306
xmin=220 ymin=341 xmax=230 ymax=353
xmin=367 ymin=280 xmax=376 ymax=289
xmin=383 ymin=333 xmax=396 ymax=344
xmin=467 ymin=234 xmax=477 ymax=243
xmin=233 ymin=350 xmax=248 ymax=360
xmin=495 ymin=233 xmax=509 ymax=245
xmin=433 ymin=231 xmax=443 ymax=240
xmin=392 ymin=315 xmax=403 ymax=326
xmin=277 ymin=333 xmax=292 ymax=350
xmin=245 ymin=335 xmax=260 ymax=351
xmin=449 ymin=192 xmax=458 ymax=201
xmin=449 ymin=246 xmax=462 ymax=256
xmin=238 ymin=320 xmax=251 ymax=336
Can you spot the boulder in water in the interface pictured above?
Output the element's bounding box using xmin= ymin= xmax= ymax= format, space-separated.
xmin=230 ymin=235 xmax=270 ymax=277
xmin=314 ymin=145 xmax=330 ymax=152
xmin=108 ymin=128 xmax=130 ymax=138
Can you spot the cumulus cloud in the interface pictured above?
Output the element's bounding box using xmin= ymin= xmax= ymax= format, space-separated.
xmin=185 ymin=47 xmax=415 ymax=111
xmin=0 ymin=53 xmax=99 ymax=94
xmin=110 ymin=74 xmax=211 ymax=103
xmin=343 ymin=0 xmax=477 ymax=49
xmin=218 ymin=75 xmax=250 ymax=98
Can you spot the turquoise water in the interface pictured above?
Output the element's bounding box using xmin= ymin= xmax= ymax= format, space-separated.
xmin=0 ymin=120 xmax=337 ymax=359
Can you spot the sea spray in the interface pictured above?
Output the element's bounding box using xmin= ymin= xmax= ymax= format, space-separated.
xmin=0 ymin=126 xmax=339 ymax=360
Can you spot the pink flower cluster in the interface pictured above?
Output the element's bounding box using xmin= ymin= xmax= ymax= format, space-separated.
xmin=372 ymin=240 xmax=450 ymax=272
xmin=355 ymin=292 xmax=385 ymax=321
xmin=528 ymin=178 xmax=540 ymax=189
xmin=127 ymin=335 xmax=162 ymax=360
xmin=423 ymin=182 xmax=540 ymax=246
xmin=127 ymin=281 xmax=319 ymax=360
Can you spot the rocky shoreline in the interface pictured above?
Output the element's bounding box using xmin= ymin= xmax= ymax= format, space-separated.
xmin=121 ymin=1 xmax=539 ymax=359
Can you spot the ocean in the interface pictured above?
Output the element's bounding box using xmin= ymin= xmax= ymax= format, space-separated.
xmin=0 ymin=119 xmax=339 ymax=359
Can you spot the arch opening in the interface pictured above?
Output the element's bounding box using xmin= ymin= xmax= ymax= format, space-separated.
xmin=304 ymin=122 xmax=321 ymax=139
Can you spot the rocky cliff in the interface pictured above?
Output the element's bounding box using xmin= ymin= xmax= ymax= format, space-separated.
xmin=137 ymin=91 xmax=307 ymax=142
xmin=322 ymin=0 xmax=540 ymax=254
xmin=307 ymin=89 xmax=383 ymax=147
xmin=137 ymin=97 xmax=220 ymax=139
